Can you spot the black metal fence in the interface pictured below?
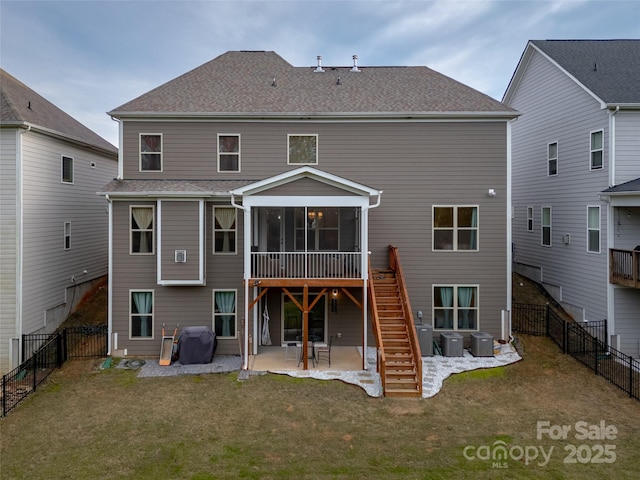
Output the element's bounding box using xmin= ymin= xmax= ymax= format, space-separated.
xmin=513 ymin=304 xmax=639 ymax=400
xmin=1 ymin=326 xmax=107 ymax=416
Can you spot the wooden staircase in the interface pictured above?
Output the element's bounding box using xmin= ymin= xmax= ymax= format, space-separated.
xmin=371 ymin=268 xmax=422 ymax=397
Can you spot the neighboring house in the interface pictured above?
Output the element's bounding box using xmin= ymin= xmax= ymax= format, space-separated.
xmin=504 ymin=40 xmax=640 ymax=358
xmin=101 ymin=51 xmax=517 ymax=396
xmin=0 ymin=69 xmax=118 ymax=373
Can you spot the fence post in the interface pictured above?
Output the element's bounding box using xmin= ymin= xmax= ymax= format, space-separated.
xmin=631 ymin=355 xmax=635 ymax=399
xmin=2 ymin=374 xmax=6 ymax=417
xmin=593 ymin=335 xmax=598 ymax=375
xmin=63 ymin=328 xmax=68 ymax=363
xmin=56 ymin=333 xmax=64 ymax=368
xmin=563 ymin=320 xmax=568 ymax=354
xmin=33 ymin=350 xmax=38 ymax=392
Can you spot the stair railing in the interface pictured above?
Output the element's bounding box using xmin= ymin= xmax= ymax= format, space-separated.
xmin=367 ymin=255 xmax=387 ymax=394
xmin=388 ymin=245 xmax=422 ymax=395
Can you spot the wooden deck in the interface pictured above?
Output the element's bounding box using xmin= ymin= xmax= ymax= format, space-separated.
xmin=610 ymin=248 xmax=640 ymax=289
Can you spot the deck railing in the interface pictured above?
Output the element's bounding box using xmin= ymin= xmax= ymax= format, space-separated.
xmin=610 ymin=248 xmax=640 ymax=288
xmin=251 ymin=251 xmax=362 ymax=279
xmin=389 ymin=245 xmax=422 ymax=395
xmin=367 ymin=256 xmax=387 ymax=393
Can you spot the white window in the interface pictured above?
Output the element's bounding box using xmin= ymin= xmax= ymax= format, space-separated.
xmin=61 ymin=155 xmax=74 ymax=183
xmin=63 ymin=222 xmax=71 ymax=250
xmin=130 ymin=206 xmax=154 ymax=254
xmin=590 ymin=130 xmax=603 ymax=170
xmin=288 ymin=134 xmax=318 ymax=165
xmin=213 ymin=290 xmax=237 ymax=338
xmin=433 ymin=285 xmax=479 ymax=331
xmin=140 ymin=134 xmax=162 ymax=171
xmin=527 ymin=206 xmax=534 ymax=232
xmin=547 ymin=142 xmax=558 ymax=176
xmin=217 ymin=135 xmax=240 ymax=172
xmin=130 ymin=290 xmax=154 ymax=339
xmin=541 ymin=207 xmax=552 ymax=246
xmin=213 ymin=207 xmax=236 ymax=254
xmin=587 ymin=206 xmax=601 ymax=253
xmin=433 ymin=206 xmax=478 ymax=251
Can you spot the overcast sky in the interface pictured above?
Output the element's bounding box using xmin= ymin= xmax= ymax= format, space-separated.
xmin=2 ymin=0 xmax=639 ymax=147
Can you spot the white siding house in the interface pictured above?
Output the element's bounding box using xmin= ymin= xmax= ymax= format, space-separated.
xmin=0 ymin=69 xmax=118 ymax=373
xmin=504 ymin=40 xmax=640 ymax=358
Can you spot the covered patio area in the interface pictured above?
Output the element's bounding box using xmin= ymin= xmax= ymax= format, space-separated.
xmin=249 ymin=345 xmax=365 ymax=372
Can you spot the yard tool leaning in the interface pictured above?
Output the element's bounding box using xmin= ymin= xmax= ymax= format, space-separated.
xmin=159 ymin=323 xmax=178 ymax=366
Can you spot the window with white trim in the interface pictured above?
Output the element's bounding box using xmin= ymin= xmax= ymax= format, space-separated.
xmin=590 ymin=130 xmax=603 ymax=170
xmin=62 ymin=155 xmax=74 ymax=183
xmin=548 ymin=142 xmax=558 ymax=176
xmin=213 ymin=290 xmax=237 ymax=338
xmin=140 ymin=134 xmax=162 ymax=171
xmin=542 ymin=207 xmax=552 ymax=246
xmin=587 ymin=206 xmax=600 ymax=253
xmin=130 ymin=206 xmax=154 ymax=254
xmin=218 ymin=135 xmax=240 ymax=172
xmin=288 ymin=134 xmax=318 ymax=165
xmin=433 ymin=285 xmax=478 ymax=330
xmin=63 ymin=222 xmax=71 ymax=250
xmin=130 ymin=290 xmax=154 ymax=339
xmin=527 ymin=206 xmax=534 ymax=232
xmin=213 ymin=206 xmax=236 ymax=254
xmin=433 ymin=206 xmax=478 ymax=251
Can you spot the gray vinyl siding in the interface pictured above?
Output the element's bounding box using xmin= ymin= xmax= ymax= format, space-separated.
xmin=509 ymin=49 xmax=610 ymax=322
xmin=264 ymin=177 xmax=359 ymax=196
xmin=159 ymin=200 xmax=201 ymax=281
xmin=613 ymin=287 xmax=640 ymax=358
xmin=111 ymin=200 xmax=245 ymax=356
xmin=614 ymin=111 xmax=640 ymax=185
xmin=115 ymin=119 xmax=510 ymax=352
xmin=0 ymin=129 xmax=18 ymax=373
xmin=19 ymin=131 xmax=116 ymax=335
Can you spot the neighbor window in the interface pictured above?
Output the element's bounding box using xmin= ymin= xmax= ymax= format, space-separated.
xmin=63 ymin=222 xmax=71 ymax=250
xmin=547 ymin=142 xmax=558 ymax=176
xmin=433 ymin=206 xmax=478 ymax=251
xmin=62 ymin=155 xmax=74 ymax=183
xmin=130 ymin=206 xmax=154 ymax=254
xmin=218 ymin=134 xmax=240 ymax=172
xmin=527 ymin=206 xmax=534 ymax=231
xmin=433 ymin=285 xmax=478 ymax=330
xmin=288 ymin=134 xmax=318 ymax=165
xmin=140 ymin=134 xmax=162 ymax=171
xmin=587 ymin=206 xmax=600 ymax=253
xmin=542 ymin=207 xmax=552 ymax=246
xmin=213 ymin=290 xmax=237 ymax=338
xmin=130 ymin=290 xmax=153 ymax=339
xmin=590 ymin=130 xmax=603 ymax=170
xmin=213 ymin=207 xmax=236 ymax=254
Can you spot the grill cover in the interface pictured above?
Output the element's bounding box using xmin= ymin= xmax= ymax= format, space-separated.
xmin=177 ymin=326 xmax=217 ymax=364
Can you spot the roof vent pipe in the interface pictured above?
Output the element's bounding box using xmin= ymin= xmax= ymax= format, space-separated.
xmin=314 ymin=55 xmax=325 ymax=73
xmin=351 ymin=54 xmax=361 ymax=72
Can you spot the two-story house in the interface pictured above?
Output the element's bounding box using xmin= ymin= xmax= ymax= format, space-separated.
xmin=504 ymin=40 xmax=640 ymax=358
xmin=101 ymin=51 xmax=518 ymax=396
xmin=1 ymin=69 xmax=118 ymax=373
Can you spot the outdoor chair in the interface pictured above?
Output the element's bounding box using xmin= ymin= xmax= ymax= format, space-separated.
xmin=316 ymin=335 xmax=333 ymax=367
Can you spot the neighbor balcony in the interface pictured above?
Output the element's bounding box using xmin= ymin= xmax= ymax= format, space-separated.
xmin=609 ymin=248 xmax=640 ymax=289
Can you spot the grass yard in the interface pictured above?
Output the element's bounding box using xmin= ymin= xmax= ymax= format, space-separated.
xmin=1 ymin=334 xmax=639 ymax=480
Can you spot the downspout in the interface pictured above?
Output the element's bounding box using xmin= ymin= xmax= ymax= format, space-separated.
xmin=105 ymin=194 xmax=114 ymax=355
xmin=506 ymin=119 xmax=513 ymax=340
xmin=231 ymin=193 xmax=251 ymax=370
xmin=360 ymin=191 xmax=383 ymax=369
xmin=606 ymin=105 xmax=619 ymax=346
xmin=110 ymin=116 xmax=123 ymax=180
xmin=14 ymin=126 xmax=30 ymax=368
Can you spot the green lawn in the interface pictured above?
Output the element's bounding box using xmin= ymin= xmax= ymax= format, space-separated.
xmin=1 ymin=335 xmax=639 ymax=479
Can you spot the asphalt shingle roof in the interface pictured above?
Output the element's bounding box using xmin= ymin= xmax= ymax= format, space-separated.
xmin=531 ymin=40 xmax=640 ymax=104
xmin=109 ymin=51 xmax=515 ymax=116
xmin=1 ymin=69 xmax=117 ymax=154
xmin=601 ymin=177 xmax=640 ymax=194
xmin=99 ymin=179 xmax=257 ymax=196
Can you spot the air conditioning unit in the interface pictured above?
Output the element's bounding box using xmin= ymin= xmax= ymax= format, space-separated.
xmin=175 ymin=249 xmax=187 ymax=263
